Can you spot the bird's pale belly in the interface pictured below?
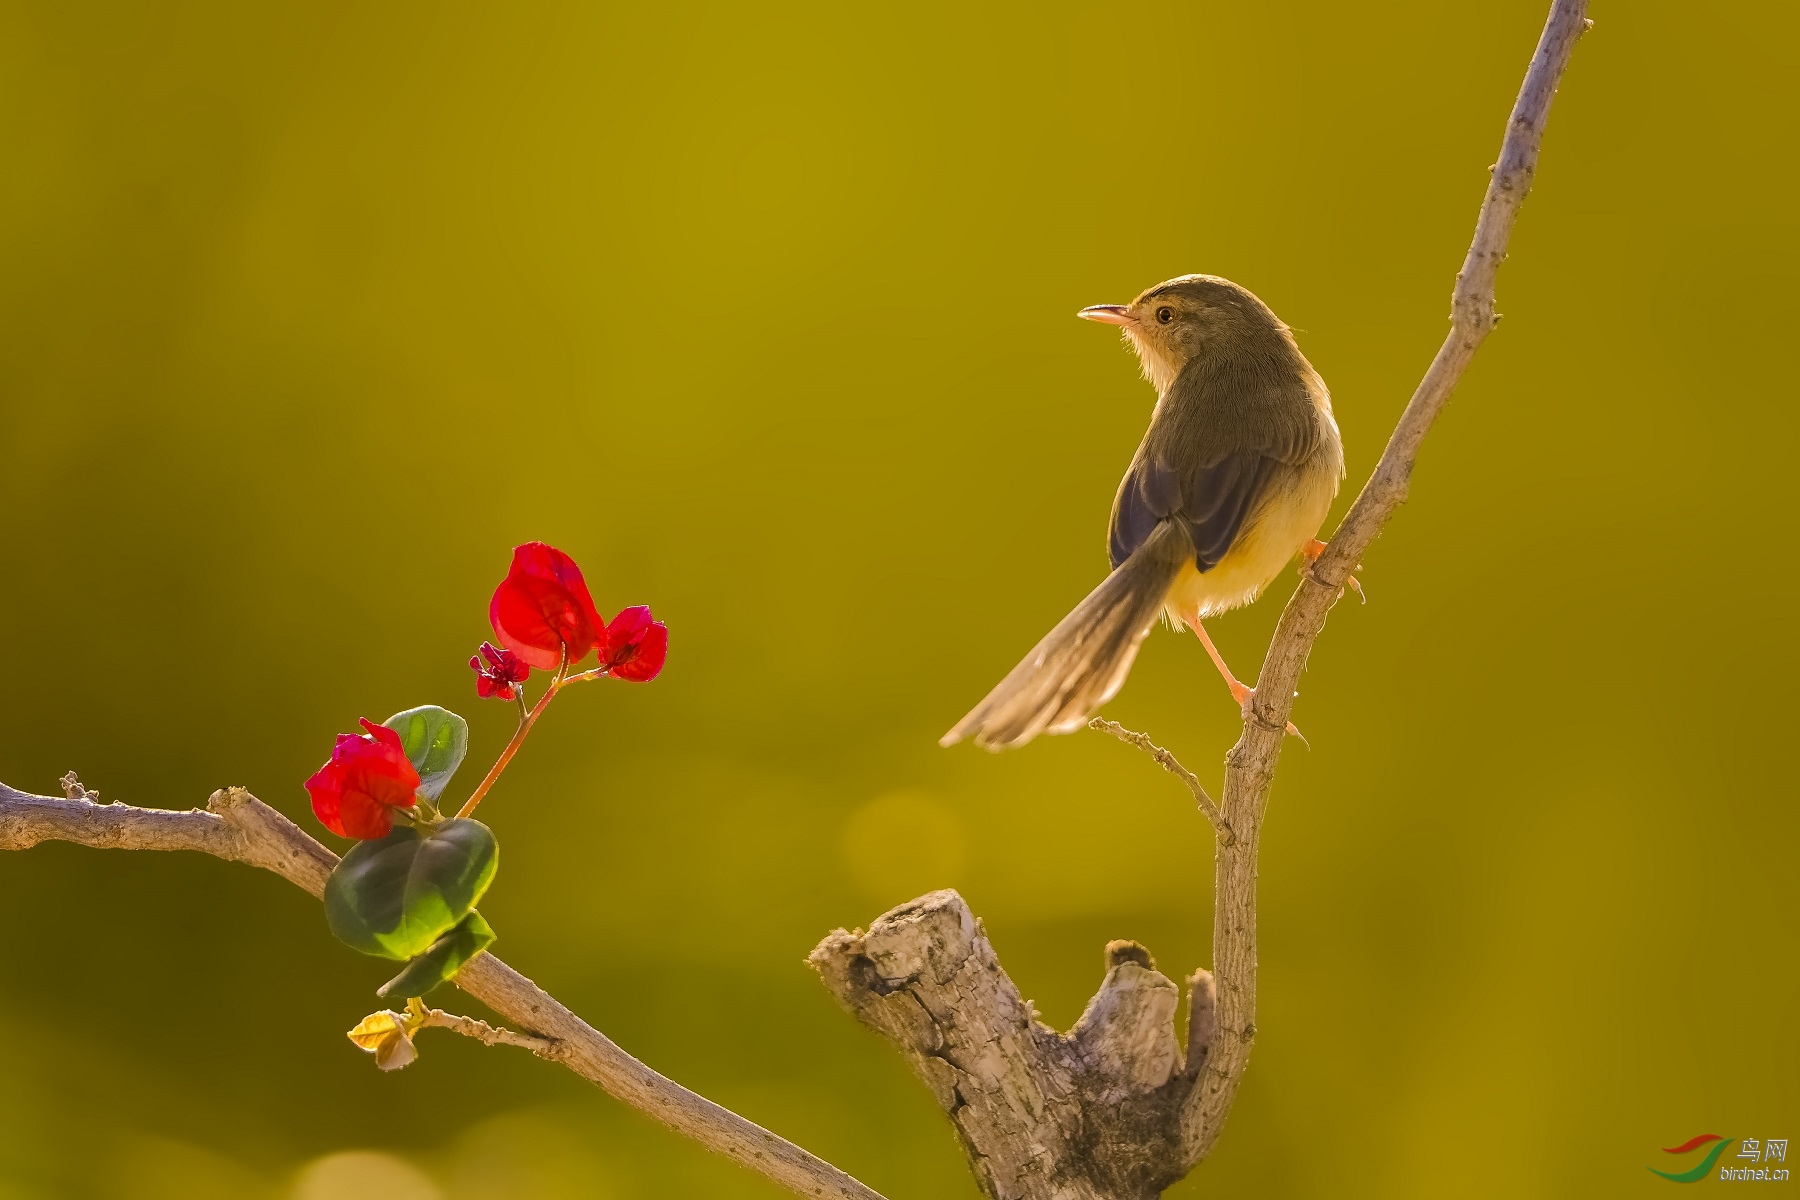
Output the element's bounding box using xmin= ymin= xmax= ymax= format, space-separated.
xmin=1163 ymin=453 xmax=1340 ymax=629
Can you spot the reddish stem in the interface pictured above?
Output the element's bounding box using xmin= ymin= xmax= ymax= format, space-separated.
xmin=458 ymin=648 xmax=569 ymax=820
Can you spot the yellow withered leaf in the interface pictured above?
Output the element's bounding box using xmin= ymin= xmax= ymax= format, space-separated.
xmin=346 ymin=1009 xmax=418 ymax=1072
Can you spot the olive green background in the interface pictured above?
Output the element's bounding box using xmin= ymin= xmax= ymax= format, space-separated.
xmin=1 ymin=1 xmax=1794 ymax=1197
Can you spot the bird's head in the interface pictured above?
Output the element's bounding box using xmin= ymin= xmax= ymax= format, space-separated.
xmin=1078 ymin=274 xmax=1288 ymax=396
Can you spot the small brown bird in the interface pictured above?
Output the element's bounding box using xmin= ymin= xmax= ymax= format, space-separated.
xmin=941 ymin=275 xmax=1344 ymax=751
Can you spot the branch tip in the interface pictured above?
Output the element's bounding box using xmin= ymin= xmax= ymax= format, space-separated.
xmin=1105 ymin=940 xmax=1154 ymax=971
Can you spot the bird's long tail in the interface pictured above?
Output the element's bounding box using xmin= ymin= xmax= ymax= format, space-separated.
xmin=941 ymin=520 xmax=1191 ymax=751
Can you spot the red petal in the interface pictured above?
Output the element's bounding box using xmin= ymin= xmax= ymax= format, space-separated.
xmin=472 ymin=646 xmax=527 ymax=698
xmin=305 ymin=762 xmax=349 ymax=838
xmin=335 ymin=789 xmax=397 ymax=839
xmin=489 ymin=542 xmax=605 ymax=670
xmin=610 ymin=620 xmax=668 ymax=682
xmin=602 ymin=606 xmax=653 ymax=663
xmin=307 ymin=720 xmax=419 ymax=839
xmin=358 ymin=717 xmax=406 ymax=754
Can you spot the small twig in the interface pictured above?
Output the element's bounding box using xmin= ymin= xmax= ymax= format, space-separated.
xmin=59 ymin=771 xmax=96 ymax=802
xmin=420 ymin=1007 xmax=564 ymax=1058
xmin=347 ymin=1000 xmax=562 ymax=1071
xmin=1087 ymin=718 xmax=1232 ymax=843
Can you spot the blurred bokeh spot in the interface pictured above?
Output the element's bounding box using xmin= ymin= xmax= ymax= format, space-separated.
xmin=291 ymin=1152 xmax=439 ymax=1200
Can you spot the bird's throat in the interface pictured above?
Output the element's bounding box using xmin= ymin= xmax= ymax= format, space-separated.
xmin=1125 ymin=329 xmax=1183 ymax=400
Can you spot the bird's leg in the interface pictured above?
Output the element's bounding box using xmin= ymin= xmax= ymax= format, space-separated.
xmin=1188 ymin=615 xmax=1252 ymax=706
xmin=1183 ymin=610 xmax=1302 ymax=740
xmin=1302 ymin=538 xmax=1364 ymax=603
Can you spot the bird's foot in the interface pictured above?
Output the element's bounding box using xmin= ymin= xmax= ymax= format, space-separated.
xmin=1302 ymin=539 xmax=1365 ymax=604
xmin=1230 ymin=680 xmax=1306 ymax=744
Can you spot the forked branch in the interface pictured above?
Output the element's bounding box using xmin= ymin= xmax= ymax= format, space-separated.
xmin=1088 ymin=717 xmax=1232 ymax=842
xmin=811 ymin=891 xmax=1217 ymax=1200
xmin=817 ymin=1 xmax=1591 ymax=1194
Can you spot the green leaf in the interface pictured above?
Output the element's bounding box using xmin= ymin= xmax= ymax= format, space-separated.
xmin=377 ymin=911 xmax=497 ymax=1001
xmin=324 ymin=819 xmax=498 ymax=960
xmin=382 ymin=705 xmax=469 ymax=801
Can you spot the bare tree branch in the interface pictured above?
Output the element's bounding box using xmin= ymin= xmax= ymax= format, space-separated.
xmin=0 ymin=780 xmax=886 ymax=1200
xmin=1086 ymin=717 xmax=1232 ymax=842
xmin=1178 ymin=0 xmax=1592 ymax=1164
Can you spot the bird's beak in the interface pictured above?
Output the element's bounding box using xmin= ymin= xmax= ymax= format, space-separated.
xmin=1077 ymin=304 xmax=1136 ymax=326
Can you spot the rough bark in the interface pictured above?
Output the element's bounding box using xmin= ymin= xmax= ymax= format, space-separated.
xmin=810 ymin=892 xmax=1214 ymax=1200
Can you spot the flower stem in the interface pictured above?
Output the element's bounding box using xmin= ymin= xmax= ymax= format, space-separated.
xmin=458 ymin=648 xmax=568 ymax=820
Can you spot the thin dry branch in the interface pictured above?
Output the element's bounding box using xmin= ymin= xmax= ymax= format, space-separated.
xmin=0 ymin=780 xmax=885 ymax=1200
xmin=1086 ymin=717 xmax=1232 ymax=843
xmin=346 ymin=1000 xmax=563 ymax=1072
xmin=1177 ymin=0 xmax=1591 ymax=1165
xmin=419 ymin=1007 xmax=564 ymax=1057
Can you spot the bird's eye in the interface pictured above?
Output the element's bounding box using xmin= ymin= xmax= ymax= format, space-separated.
xmin=1155 ymin=306 xmax=1174 ymax=324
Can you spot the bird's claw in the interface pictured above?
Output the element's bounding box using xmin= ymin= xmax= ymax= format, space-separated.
xmin=1231 ymin=682 xmax=1306 ymax=744
xmin=1301 ymin=539 xmax=1366 ymax=604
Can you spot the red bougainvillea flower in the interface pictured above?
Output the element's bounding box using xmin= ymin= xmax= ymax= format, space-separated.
xmin=488 ymin=542 xmax=607 ymax=671
xmin=469 ymin=641 xmax=530 ymax=701
xmin=600 ymin=605 xmax=668 ymax=682
xmin=305 ymin=718 xmax=421 ymax=839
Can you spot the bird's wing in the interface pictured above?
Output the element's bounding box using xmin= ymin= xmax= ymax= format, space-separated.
xmin=1107 ymin=357 xmax=1321 ymax=572
xmin=1108 ymin=450 xmax=1279 ymax=572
